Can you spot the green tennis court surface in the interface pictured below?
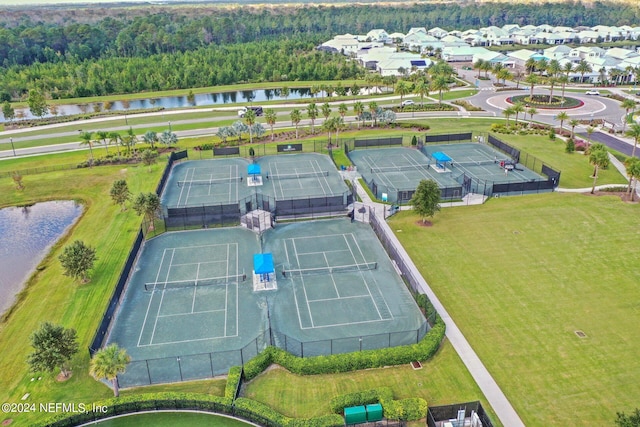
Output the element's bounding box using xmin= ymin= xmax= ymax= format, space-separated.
xmin=107 ymin=219 xmax=426 ymax=386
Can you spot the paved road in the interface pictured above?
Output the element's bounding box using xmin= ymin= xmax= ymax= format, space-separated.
xmin=577 ymin=130 xmax=639 ymax=158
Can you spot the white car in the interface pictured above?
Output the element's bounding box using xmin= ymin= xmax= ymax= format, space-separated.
xmin=400 ymin=100 xmax=415 ymax=107
xmin=585 ymin=90 xmax=600 ymax=95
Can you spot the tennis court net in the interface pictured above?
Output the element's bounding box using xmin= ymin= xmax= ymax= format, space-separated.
xmin=269 ymin=171 xmax=329 ymax=180
xmin=370 ymin=164 xmax=430 ymax=173
xmin=285 ymin=261 xmax=377 ymax=277
xmin=451 ymin=159 xmax=500 ymax=167
xmin=177 ymin=177 xmax=241 ymax=187
xmin=144 ymin=274 xmax=246 ymax=291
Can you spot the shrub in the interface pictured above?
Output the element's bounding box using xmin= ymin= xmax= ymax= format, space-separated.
xmin=384 ymin=397 xmax=428 ymax=421
xmin=565 ymin=138 xmax=575 ymax=153
xmin=549 ymin=127 xmax=556 ymax=140
xmin=575 ymin=140 xmax=588 ymax=152
xmin=329 ymin=388 xmax=393 ymax=413
xmin=224 ymin=366 xmax=242 ymax=401
xmin=451 ymin=100 xmax=483 ymax=111
xmin=411 ymin=135 xmax=418 ymax=146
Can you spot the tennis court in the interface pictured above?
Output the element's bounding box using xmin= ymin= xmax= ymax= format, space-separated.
xmin=161 ymin=158 xmax=254 ymax=208
xmin=255 ymin=153 xmax=348 ymax=202
xmin=264 ymin=219 xmax=427 ymax=357
xmin=106 ymin=228 xmax=267 ymax=387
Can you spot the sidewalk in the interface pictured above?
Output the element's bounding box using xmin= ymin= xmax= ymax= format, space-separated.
xmin=347 ymin=175 xmax=525 ymax=427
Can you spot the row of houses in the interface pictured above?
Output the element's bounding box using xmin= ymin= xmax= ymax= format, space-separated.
xmin=320 ymin=24 xmax=640 ymax=82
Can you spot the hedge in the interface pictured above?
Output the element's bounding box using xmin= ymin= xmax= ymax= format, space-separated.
xmin=329 ymin=387 xmax=393 ymax=413
xmin=225 ymin=366 xmax=243 ymax=401
xmin=328 ymin=387 xmax=427 ymax=421
xmin=244 ymin=318 xmax=445 ymax=380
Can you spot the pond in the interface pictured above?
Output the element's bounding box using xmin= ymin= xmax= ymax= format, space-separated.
xmin=1 ymin=87 xmax=318 ymax=122
xmin=0 ymin=200 xmax=83 ymax=316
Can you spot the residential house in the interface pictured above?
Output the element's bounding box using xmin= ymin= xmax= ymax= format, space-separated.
xmin=442 ymin=46 xmax=486 ymax=62
xmin=507 ymin=49 xmax=545 ymax=69
xmin=604 ymin=47 xmax=638 ymax=61
xmin=428 ymin=27 xmax=448 ymax=39
xmin=366 ymin=29 xmax=391 ymax=44
xmin=544 ymin=45 xmax=572 ymax=60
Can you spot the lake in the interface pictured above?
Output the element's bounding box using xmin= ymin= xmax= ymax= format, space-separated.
xmin=0 ymin=201 xmax=83 ymax=316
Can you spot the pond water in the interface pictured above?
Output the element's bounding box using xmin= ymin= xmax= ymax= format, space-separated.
xmin=0 ymin=201 xmax=83 ymax=316
xmin=1 ymin=87 xmax=316 ymax=122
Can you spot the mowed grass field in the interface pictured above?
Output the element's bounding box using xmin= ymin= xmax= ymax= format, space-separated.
xmin=390 ymin=193 xmax=640 ymax=426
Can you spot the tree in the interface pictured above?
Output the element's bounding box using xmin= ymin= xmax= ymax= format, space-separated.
xmin=108 ymin=132 xmax=122 ymax=156
xmin=89 ymin=344 xmax=131 ymax=397
xmin=555 ymin=111 xmax=569 ymax=130
xmin=525 ymin=57 xmax=538 ymax=75
xmin=503 ymin=106 xmax=515 ymax=126
xmin=575 ymin=60 xmax=592 ymax=83
xmin=158 ymin=130 xmax=178 ymax=147
xmin=587 ymin=143 xmax=609 ymax=193
xmin=322 ymin=116 xmax=338 ymax=143
xmin=536 ymin=58 xmax=548 ymax=76
xmin=430 ymin=74 xmax=449 ymax=105
xmin=27 ymin=322 xmax=78 ymax=379
xmin=563 ymin=61 xmax=574 ymax=77
xmin=96 ymin=131 xmax=109 ymax=154
xmin=557 ymin=75 xmax=570 ymax=103
xmin=110 ymin=179 xmax=131 ymax=211
xmin=2 ymin=101 xmax=15 ymax=123
xmin=415 ymin=79 xmax=430 ymax=106
xmin=142 ymin=130 xmax=158 ymax=149
xmin=27 ymin=89 xmax=49 ymax=118
xmin=307 ymin=103 xmax=318 ymax=133
xmin=395 ymin=80 xmax=411 ymax=102
xmin=123 ymin=127 xmax=137 ymax=155
xmin=496 ymin=68 xmax=511 ymax=86
xmin=480 ymin=60 xmax=493 ymax=78
xmin=321 ymin=102 xmax=332 ymax=122
xmin=473 ymin=59 xmax=484 ymax=78
xmin=141 ymin=149 xmax=158 ymax=172
xmin=624 ymin=157 xmax=640 ymax=201
xmin=12 ymin=171 xmax=24 ymax=190
xmin=338 ymin=103 xmax=348 ymax=122
xmin=243 ymin=109 xmax=256 ymax=143
xmin=569 ymin=119 xmax=580 ymax=139
xmin=586 ymin=126 xmax=596 ymax=145
xmin=79 ymin=131 xmax=95 ymax=164
xmin=410 ymin=179 xmax=441 ymax=224
xmin=353 ymin=101 xmax=365 ymax=128
xmin=280 ymin=86 xmax=290 ymax=101
xmin=512 ymin=102 xmax=525 ymax=125
xmin=547 ymin=59 xmax=562 ymax=78
xmin=59 ymin=240 xmax=97 ymax=283
xmin=264 ymin=108 xmax=277 ymax=141
xmin=626 ymin=123 xmax=640 ymax=158
xmin=616 ymin=408 xmax=640 ymax=427
xmin=527 ymin=107 xmax=538 ymax=121
xmin=525 ymin=74 xmax=538 ymax=100
xmin=621 ymin=98 xmax=637 ymax=133
xmin=290 ymin=109 xmax=301 ymax=139
xmin=547 ymin=76 xmax=558 ymax=103
xmin=368 ymin=101 xmax=378 ymax=127
xmin=133 ymin=192 xmax=161 ymax=229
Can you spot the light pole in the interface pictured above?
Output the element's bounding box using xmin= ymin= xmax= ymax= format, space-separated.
xmin=10 ymin=137 xmax=15 ymax=156
xmin=169 ymin=121 xmax=172 ymax=132
xmin=177 ymin=357 xmax=183 ymax=381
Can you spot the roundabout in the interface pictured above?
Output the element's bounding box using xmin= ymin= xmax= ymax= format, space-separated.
xmin=506 ymin=94 xmax=584 ymax=109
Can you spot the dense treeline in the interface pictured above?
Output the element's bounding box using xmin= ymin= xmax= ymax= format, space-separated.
xmin=2 ymin=2 xmax=639 ymax=68
xmin=0 ymin=40 xmax=361 ymax=99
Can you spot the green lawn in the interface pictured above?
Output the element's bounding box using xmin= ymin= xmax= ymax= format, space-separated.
xmin=93 ymin=412 xmax=251 ymax=426
xmin=440 ymin=89 xmax=479 ymax=101
xmin=500 ymin=133 xmax=628 ymax=188
xmin=244 ymin=340 xmax=502 ymax=426
xmin=391 ymin=193 xmax=640 ymax=426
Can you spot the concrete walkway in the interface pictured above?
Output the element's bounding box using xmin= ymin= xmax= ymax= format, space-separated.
xmin=347 ymin=176 xmax=525 ymax=427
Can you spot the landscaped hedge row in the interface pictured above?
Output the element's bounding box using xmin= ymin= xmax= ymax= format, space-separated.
xmin=234 ymin=398 xmax=344 ymax=427
xmin=40 ymin=392 xmax=232 ymax=427
xmin=329 ymin=387 xmax=393 ymax=413
xmin=329 ymin=387 xmax=427 ymax=421
xmin=225 ymin=366 xmax=243 ymax=401
xmin=243 ymin=319 xmax=446 ymax=380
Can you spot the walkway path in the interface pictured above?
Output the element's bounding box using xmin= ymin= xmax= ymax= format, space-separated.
xmin=345 ymin=174 xmax=525 ymax=427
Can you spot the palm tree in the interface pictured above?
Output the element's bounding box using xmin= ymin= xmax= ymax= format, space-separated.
xmin=480 ymin=61 xmax=493 ymax=78
xmin=512 ymin=102 xmax=525 ymax=125
xmin=621 ymin=98 xmax=637 ymax=132
xmin=306 ymin=103 xmax=318 ymax=133
xmin=142 ymin=130 xmax=158 ymax=149
xmin=547 ymin=59 xmax=562 ymax=78
xmin=395 ymin=80 xmax=411 ymax=103
xmin=123 ymin=127 xmax=137 ymax=155
xmin=525 ymin=57 xmax=538 ymax=75
xmin=353 ymin=101 xmax=365 ymax=128
xmin=503 ymin=106 xmax=515 ymax=125
xmin=264 ymin=109 xmax=277 ymax=141
xmin=569 ymin=119 xmax=580 ymax=139
xmin=338 ymin=103 xmax=348 ymax=121
xmin=525 ymin=74 xmax=538 ymax=101
xmin=243 ymin=109 xmax=256 ymax=143
xmin=158 ymin=130 xmax=178 ymax=147
xmin=321 ymin=102 xmax=332 ymax=123
xmin=96 ymin=131 xmax=109 ymax=154
xmin=587 ymin=143 xmax=610 ymax=193
xmin=430 ymin=74 xmax=449 ymax=105
xmin=334 ymin=117 xmax=345 ymax=142
xmin=575 ymin=60 xmax=593 ymax=83
xmin=557 ymin=75 xmax=569 ymax=103
xmin=368 ymin=101 xmax=378 ymax=127
xmin=310 ymin=85 xmax=320 ymax=99
xmin=473 ymin=59 xmax=485 ymax=78
xmin=322 ymin=117 xmax=337 ymax=143
xmin=563 ymin=61 xmax=574 ymax=77
xmin=555 ymin=111 xmax=569 ymax=130
xmin=108 ymin=131 xmax=121 ymax=156
xmin=547 ymin=77 xmax=559 ymax=103
xmin=496 ymin=68 xmax=512 ymax=86
xmin=89 ymin=344 xmax=130 ymax=397
xmin=586 ymin=126 xmax=596 ymax=145
xmin=290 ymin=109 xmax=301 ymax=139
xmin=527 ymin=107 xmax=538 ymax=121
xmin=415 ymin=79 xmax=430 ymax=106
xmin=625 ymin=123 xmax=640 ymax=158
xmin=624 ymin=157 xmax=640 ymax=201
xmin=79 ymin=131 xmax=94 ymax=163
xmin=536 ymin=58 xmax=549 ymax=76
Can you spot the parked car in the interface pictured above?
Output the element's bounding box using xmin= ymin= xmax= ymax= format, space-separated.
xmin=400 ymin=100 xmax=415 ymax=107
xmin=238 ymin=106 xmax=264 ymax=118
xmin=585 ymin=90 xmax=600 ymax=95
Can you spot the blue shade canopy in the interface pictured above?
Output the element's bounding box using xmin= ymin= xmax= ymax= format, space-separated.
xmin=432 ymin=151 xmax=452 ymax=162
xmin=253 ymin=253 xmax=274 ymax=274
xmin=248 ymin=164 xmax=261 ymax=175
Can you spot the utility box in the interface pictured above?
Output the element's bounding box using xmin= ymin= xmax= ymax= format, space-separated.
xmin=366 ymin=403 xmax=383 ymax=422
xmin=344 ymin=406 xmax=367 ymax=425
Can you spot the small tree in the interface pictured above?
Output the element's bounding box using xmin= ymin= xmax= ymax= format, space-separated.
xmin=12 ymin=171 xmax=24 ymax=190
xmin=615 ymin=408 xmax=640 ymax=427
xmin=243 ymin=109 xmax=256 ymax=143
xmin=80 ymin=131 xmax=95 ymax=164
xmin=264 ymin=108 xmax=277 ymax=141
xmin=624 ymin=157 xmax=640 ymax=201
xmin=89 ymin=344 xmax=131 ymax=397
xmin=158 ymin=130 xmax=178 ymax=147
xmin=307 ymin=103 xmax=318 ymax=133
xmin=133 ymin=192 xmax=161 ymax=229
xmin=555 ymin=111 xmax=569 ymax=130
xmin=27 ymin=89 xmax=49 ymax=118
xmin=625 ymin=123 xmax=640 ymax=158
xmin=141 ymin=149 xmax=158 ymax=172
xmin=2 ymin=101 xmax=15 ymax=123
xmin=409 ymin=179 xmax=441 ymax=224
xmin=110 ymin=179 xmax=131 ymax=211
xmin=290 ymin=109 xmax=301 ymax=139
xmin=27 ymin=322 xmax=78 ymax=378
xmin=587 ymin=143 xmax=609 ymax=193
xmin=59 ymin=240 xmax=97 ymax=283
xmin=142 ymin=131 xmax=158 ymax=149
xmin=565 ymin=138 xmax=575 ymax=153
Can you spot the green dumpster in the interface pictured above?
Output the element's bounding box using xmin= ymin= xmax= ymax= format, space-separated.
xmin=344 ymin=406 xmax=367 ymax=425
xmin=366 ymin=403 xmax=383 ymax=422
